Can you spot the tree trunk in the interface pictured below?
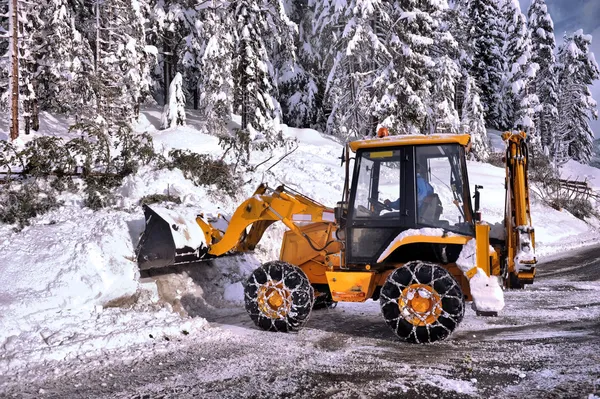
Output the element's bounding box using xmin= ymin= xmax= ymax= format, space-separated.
xmin=163 ymin=33 xmax=171 ymax=106
xmin=9 ymin=0 xmax=19 ymax=140
xmin=32 ymin=98 xmax=39 ymax=131
xmin=95 ymin=0 xmax=100 ymax=73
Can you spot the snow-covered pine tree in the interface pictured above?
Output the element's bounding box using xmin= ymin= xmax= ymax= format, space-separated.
xmin=230 ymin=0 xmax=283 ymax=154
xmin=161 ymin=72 xmax=186 ymax=129
xmin=376 ymin=0 xmax=452 ymax=135
xmin=466 ymin=0 xmax=505 ymax=129
xmin=309 ymin=0 xmax=347 ymax=132
xmin=427 ymin=3 xmax=461 ymax=134
xmin=429 ymin=55 xmax=461 ymax=134
xmin=149 ymin=0 xmax=195 ymax=106
xmin=314 ymin=0 xmax=389 ymax=138
xmin=94 ymin=0 xmax=152 ymax=124
xmin=197 ymin=3 xmax=233 ymax=137
xmin=6 ymin=0 xmax=19 ymax=139
xmin=36 ymin=0 xmax=96 ymax=117
xmin=16 ymin=0 xmax=44 ymax=135
xmin=501 ymin=0 xmax=540 ymax=146
xmin=446 ymin=0 xmax=474 ymax=119
xmin=555 ymin=30 xmax=600 ymax=164
xmin=461 ymin=76 xmax=490 ymax=160
xmin=277 ymin=0 xmax=318 ymax=128
xmin=527 ymin=0 xmax=558 ymax=156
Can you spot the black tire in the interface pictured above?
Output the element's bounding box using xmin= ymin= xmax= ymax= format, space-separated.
xmin=245 ymin=261 xmax=314 ymax=332
xmin=380 ymin=261 xmax=465 ymax=343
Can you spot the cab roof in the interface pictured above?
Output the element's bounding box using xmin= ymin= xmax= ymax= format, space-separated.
xmin=348 ymin=134 xmax=471 ymax=152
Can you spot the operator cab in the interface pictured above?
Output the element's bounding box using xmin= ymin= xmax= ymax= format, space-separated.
xmin=344 ymin=136 xmax=475 ymax=264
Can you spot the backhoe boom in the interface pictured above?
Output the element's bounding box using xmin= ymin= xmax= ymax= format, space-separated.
xmin=502 ymin=131 xmax=537 ymax=285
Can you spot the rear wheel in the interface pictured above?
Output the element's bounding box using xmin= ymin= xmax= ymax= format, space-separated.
xmin=380 ymin=261 xmax=465 ymax=343
xmin=245 ymin=261 xmax=314 ymax=332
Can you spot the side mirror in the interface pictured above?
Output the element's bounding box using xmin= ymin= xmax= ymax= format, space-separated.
xmin=340 ymin=147 xmax=345 ymax=167
xmin=334 ymin=201 xmax=347 ymax=223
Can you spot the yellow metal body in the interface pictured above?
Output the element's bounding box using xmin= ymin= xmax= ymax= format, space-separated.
xmin=325 ymin=271 xmax=377 ymax=302
xmin=349 ymin=133 xmax=471 ymax=152
xmin=195 ymin=184 xmax=336 ymax=257
xmin=475 ymin=223 xmax=491 ymax=276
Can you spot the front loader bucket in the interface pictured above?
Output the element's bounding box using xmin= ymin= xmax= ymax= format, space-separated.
xmin=136 ymin=205 xmax=208 ymax=270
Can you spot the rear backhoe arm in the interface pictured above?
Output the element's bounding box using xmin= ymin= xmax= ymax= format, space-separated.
xmin=502 ymin=131 xmax=537 ymax=284
xmin=198 ymin=183 xmax=337 ymax=257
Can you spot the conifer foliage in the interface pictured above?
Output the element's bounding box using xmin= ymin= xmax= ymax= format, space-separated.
xmin=527 ymin=0 xmax=558 ymax=155
xmin=555 ymin=31 xmax=600 ymax=164
xmin=0 ymin=0 xmax=598 ymax=168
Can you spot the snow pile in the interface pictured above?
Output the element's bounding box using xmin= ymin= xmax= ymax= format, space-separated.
xmin=456 ymin=240 xmax=505 ymax=313
xmin=0 ymin=208 xmax=140 ymax=339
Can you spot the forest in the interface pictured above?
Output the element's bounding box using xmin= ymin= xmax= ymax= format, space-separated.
xmin=0 ymin=0 xmax=598 ymax=164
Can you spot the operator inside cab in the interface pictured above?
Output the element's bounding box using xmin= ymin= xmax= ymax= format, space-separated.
xmin=384 ymin=162 xmax=434 ymax=211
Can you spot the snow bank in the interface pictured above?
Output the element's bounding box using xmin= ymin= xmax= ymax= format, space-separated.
xmin=0 ymin=208 xmax=140 ymax=340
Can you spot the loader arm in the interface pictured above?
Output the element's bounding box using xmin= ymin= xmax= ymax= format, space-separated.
xmin=502 ymin=131 xmax=537 ymax=285
xmin=201 ymin=184 xmax=336 ymax=257
xmin=137 ymin=183 xmax=337 ymax=270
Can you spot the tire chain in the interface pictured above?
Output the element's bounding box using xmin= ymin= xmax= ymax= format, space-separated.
xmin=245 ymin=261 xmax=314 ymax=332
xmin=380 ymin=261 xmax=465 ymax=343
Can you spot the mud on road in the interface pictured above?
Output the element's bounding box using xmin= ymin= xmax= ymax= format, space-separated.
xmin=3 ymin=246 xmax=600 ymax=399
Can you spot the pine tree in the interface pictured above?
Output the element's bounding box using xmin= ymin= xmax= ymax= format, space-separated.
xmin=376 ymin=0 xmax=443 ymax=135
xmin=7 ymin=0 xmax=19 ymax=139
xmin=277 ymin=0 xmax=317 ymax=128
xmin=94 ymin=0 xmax=152 ymax=124
xmin=501 ymin=0 xmax=540 ymax=146
xmin=427 ymin=3 xmax=461 ymax=134
xmin=466 ymin=0 xmax=505 ymax=129
xmin=527 ymin=0 xmax=558 ymax=155
xmin=150 ymin=0 xmax=192 ymax=106
xmin=555 ymin=31 xmax=600 ymax=164
xmin=315 ymin=0 xmax=389 ymax=138
xmin=230 ymin=0 xmax=285 ymax=154
xmin=198 ymin=3 xmax=234 ymax=137
xmin=461 ymin=76 xmax=489 ymax=160
xmin=446 ymin=0 xmax=474 ymax=119
xmin=36 ymin=0 xmax=95 ymax=116
xmin=161 ymin=72 xmax=186 ymax=129
xmin=429 ymin=55 xmax=461 ymax=134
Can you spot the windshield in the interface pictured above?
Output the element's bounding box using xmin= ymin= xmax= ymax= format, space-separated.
xmin=415 ymin=144 xmax=473 ymax=235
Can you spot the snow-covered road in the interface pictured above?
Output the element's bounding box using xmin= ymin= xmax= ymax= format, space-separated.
xmin=2 ymin=245 xmax=600 ymax=398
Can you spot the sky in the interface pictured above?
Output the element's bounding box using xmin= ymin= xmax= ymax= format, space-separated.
xmin=519 ymin=0 xmax=600 ymax=138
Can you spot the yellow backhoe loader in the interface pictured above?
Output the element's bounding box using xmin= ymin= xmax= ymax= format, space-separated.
xmin=137 ymin=131 xmax=536 ymax=343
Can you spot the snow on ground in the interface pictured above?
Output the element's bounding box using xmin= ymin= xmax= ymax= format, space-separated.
xmin=0 ymin=108 xmax=599 ymax=384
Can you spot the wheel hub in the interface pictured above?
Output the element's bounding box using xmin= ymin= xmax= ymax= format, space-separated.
xmin=257 ymin=281 xmax=292 ymax=319
xmin=399 ymin=284 xmax=442 ymax=326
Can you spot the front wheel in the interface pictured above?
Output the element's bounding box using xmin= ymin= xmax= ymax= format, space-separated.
xmin=380 ymin=261 xmax=465 ymax=343
xmin=245 ymin=261 xmax=314 ymax=332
